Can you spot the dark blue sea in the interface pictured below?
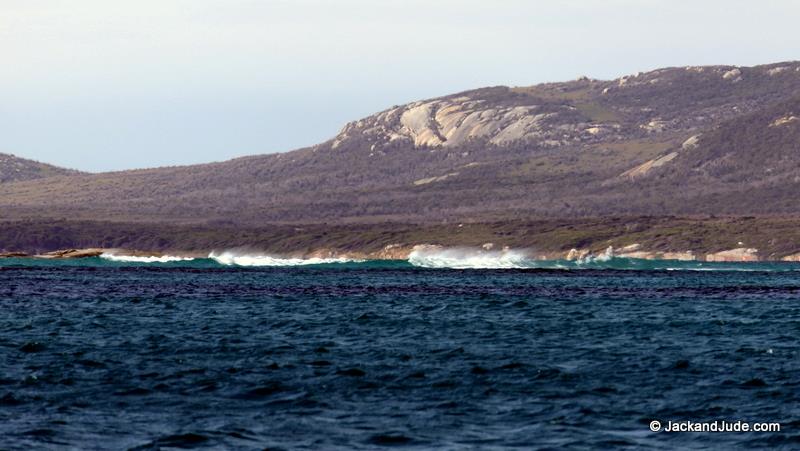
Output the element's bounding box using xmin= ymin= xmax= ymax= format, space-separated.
xmin=2 ymin=256 xmax=800 ymax=449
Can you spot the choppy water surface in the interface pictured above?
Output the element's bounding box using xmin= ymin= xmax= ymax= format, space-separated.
xmin=2 ymin=258 xmax=800 ymax=449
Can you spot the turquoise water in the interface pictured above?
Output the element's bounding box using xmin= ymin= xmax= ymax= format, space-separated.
xmin=3 ymin=255 xmax=800 ymax=271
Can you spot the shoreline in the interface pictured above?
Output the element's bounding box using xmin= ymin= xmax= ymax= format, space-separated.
xmin=3 ymin=243 xmax=800 ymax=263
xmin=5 ymin=216 xmax=800 ymax=263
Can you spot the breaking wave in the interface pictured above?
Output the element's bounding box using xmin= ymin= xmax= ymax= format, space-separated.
xmin=98 ymin=251 xmax=362 ymax=267
xmin=406 ymin=247 xmax=800 ymax=271
xmin=209 ymin=251 xmax=362 ymax=267
xmin=575 ymin=247 xmax=614 ymax=264
xmin=100 ymin=253 xmax=196 ymax=263
xmin=408 ymin=248 xmax=533 ymax=269
xmin=7 ymin=249 xmax=800 ymax=272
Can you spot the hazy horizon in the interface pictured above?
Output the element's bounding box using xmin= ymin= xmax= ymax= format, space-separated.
xmin=2 ymin=0 xmax=799 ymax=172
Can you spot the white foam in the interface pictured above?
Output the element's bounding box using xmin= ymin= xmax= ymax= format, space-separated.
xmin=209 ymin=251 xmax=361 ymax=267
xmin=665 ymin=267 xmax=761 ymax=272
xmin=408 ymin=248 xmax=531 ymax=269
xmin=576 ymin=246 xmax=614 ymax=264
xmin=101 ymin=253 xmax=195 ymax=263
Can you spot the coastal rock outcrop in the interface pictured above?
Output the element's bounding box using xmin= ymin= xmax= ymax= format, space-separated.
xmin=781 ymin=253 xmax=800 ymax=262
xmin=0 ymin=251 xmax=29 ymax=258
xmin=613 ymin=243 xmax=696 ymax=261
xmin=39 ymin=248 xmax=106 ymax=259
xmin=705 ymin=248 xmax=759 ymax=262
xmin=661 ymin=252 xmax=696 ymax=261
xmin=370 ymin=244 xmax=415 ymax=260
xmin=565 ymin=248 xmax=590 ymax=261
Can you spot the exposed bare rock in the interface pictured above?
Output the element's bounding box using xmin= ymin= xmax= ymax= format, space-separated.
xmin=369 ymin=244 xmax=414 ymax=260
xmin=621 ymin=152 xmax=678 ymax=179
xmin=640 ymin=120 xmax=668 ymax=133
xmin=303 ymin=248 xmax=345 ymax=259
xmin=565 ymin=248 xmax=590 ymax=261
xmin=616 ymin=250 xmax=657 ymax=259
xmin=681 ymin=135 xmax=701 ymax=150
xmin=705 ymin=248 xmax=759 ymax=262
xmin=662 ymin=252 xmax=696 ymax=261
xmin=614 ymin=244 xmax=652 ymax=259
xmin=619 ymin=132 xmax=701 ymax=180
xmin=618 ymin=243 xmax=642 ymax=253
xmin=616 ymin=72 xmax=645 ymax=88
xmin=722 ymin=68 xmax=742 ymax=80
xmin=615 ymin=250 xmax=697 ymax=260
xmin=400 ymin=102 xmax=445 ymax=147
xmin=781 ymin=253 xmax=800 ymax=262
xmin=576 ymin=244 xmax=702 ymax=261
xmin=333 ymin=89 xmax=597 ymax=152
xmin=767 ymin=66 xmax=790 ymax=76
xmin=770 ymin=115 xmax=798 ymax=127
xmin=39 ymin=248 xmax=106 ymax=259
xmin=0 ymin=251 xmax=29 ymax=258
xmin=413 ymin=172 xmax=459 ymax=186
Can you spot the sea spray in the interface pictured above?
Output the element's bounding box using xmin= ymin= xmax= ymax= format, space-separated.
xmin=208 ymin=251 xmax=362 ymax=267
xmin=21 ymin=250 xmax=800 ymax=272
xmin=576 ymin=246 xmax=615 ymax=265
xmin=405 ymin=246 xmax=800 ymax=271
xmin=100 ymin=253 xmax=196 ymax=263
xmin=407 ymin=247 xmax=532 ymax=269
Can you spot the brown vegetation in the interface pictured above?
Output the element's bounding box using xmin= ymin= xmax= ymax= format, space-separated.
xmin=0 ymin=153 xmax=82 ymax=183
xmin=4 ymin=217 xmax=800 ymax=260
xmin=1 ymin=62 xmax=799 ymax=236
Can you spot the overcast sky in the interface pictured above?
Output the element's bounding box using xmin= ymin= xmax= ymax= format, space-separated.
xmin=2 ymin=0 xmax=798 ymax=171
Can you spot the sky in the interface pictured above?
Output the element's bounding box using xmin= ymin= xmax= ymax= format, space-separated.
xmin=1 ymin=0 xmax=799 ymax=172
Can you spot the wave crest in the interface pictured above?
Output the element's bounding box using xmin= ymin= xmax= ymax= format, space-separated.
xmin=209 ymin=251 xmax=362 ymax=267
xmin=101 ymin=253 xmax=195 ymax=263
xmin=408 ymin=247 xmax=532 ymax=269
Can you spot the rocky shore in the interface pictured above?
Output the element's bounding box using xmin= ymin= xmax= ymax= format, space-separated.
xmin=6 ymin=216 xmax=800 ymax=263
xmin=2 ymin=243 xmax=796 ymax=263
xmin=290 ymin=243 xmax=798 ymax=263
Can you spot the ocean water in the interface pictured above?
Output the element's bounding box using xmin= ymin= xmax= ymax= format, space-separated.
xmin=2 ymin=256 xmax=800 ymax=449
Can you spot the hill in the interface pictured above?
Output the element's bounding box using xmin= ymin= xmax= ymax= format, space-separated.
xmin=0 ymin=153 xmax=81 ymax=183
xmin=1 ymin=61 xmax=800 ymax=225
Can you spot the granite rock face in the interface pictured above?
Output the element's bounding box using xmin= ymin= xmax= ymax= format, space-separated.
xmin=333 ymin=95 xmax=588 ymax=151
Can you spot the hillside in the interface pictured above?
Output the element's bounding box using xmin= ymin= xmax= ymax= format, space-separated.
xmin=0 ymin=153 xmax=81 ymax=183
xmin=608 ymin=94 xmax=800 ymax=215
xmin=1 ymin=61 xmax=800 ymax=224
